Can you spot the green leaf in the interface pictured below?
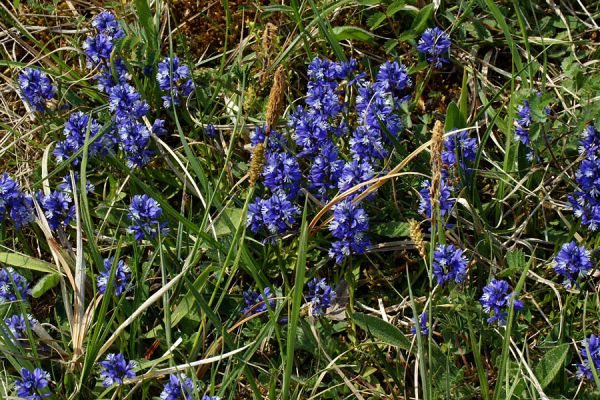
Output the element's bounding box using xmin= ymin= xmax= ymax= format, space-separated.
xmin=0 ymin=253 xmax=58 ymax=274
xmin=410 ymin=4 xmax=433 ymax=33
xmin=372 ymin=222 xmax=410 ymax=238
xmin=387 ymin=0 xmax=416 ymax=17
xmin=31 ymin=273 xmax=60 ymax=298
xmin=534 ymin=343 xmax=570 ymax=388
xmin=214 ymin=208 xmax=245 ymax=236
xmin=445 ymin=102 xmax=466 ymax=131
xmin=367 ymin=12 xmax=387 ymax=31
xmin=332 ymin=26 xmax=375 ymax=42
xmin=506 ymin=249 xmax=525 ymax=270
xmin=353 ymin=312 xmax=411 ymax=350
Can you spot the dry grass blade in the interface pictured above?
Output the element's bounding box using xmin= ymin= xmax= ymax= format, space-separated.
xmin=32 ymin=199 xmax=75 ymax=331
xmin=128 ymin=342 xmax=253 ymax=382
xmin=71 ymin=171 xmax=86 ymax=361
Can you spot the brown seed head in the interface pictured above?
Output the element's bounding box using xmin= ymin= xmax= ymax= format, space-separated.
xmin=249 ymin=143 xmax=266 ymax=187
xmin=408 ymin=219 xmax=426 ymax=258
xmin=265 ymin=65 xmax=286 ymax=134
xmin=429 ymin=120 xmax=444 ymax=222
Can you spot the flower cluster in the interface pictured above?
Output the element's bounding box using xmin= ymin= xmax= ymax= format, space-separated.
xmin=577 ymin=334 xmax=600 ymax=381
xmin=442 ymin=130 xmax=478 ymax=172
xmin=4 ymin=314 xmax=37 ymax=341
xmin=157 ymin=56 xmax=194 ymax=108
xmin=54 ymin=112 xmax=115 ymax=165
xmin=479 ymin=278 xmax=523 ymax=325
xmin=242 ymin=287 xmax=275 ymax=314
xmin=418 ymin=179 xmax=455 ymax=220
xmin=0 ymin=173 xmax=35 ymax=229
xmin=328 ymin=200 xmax=370 ymax=264
xmin=411 ymin=312 xmax=429 ymax=336
xmin=37 ymin=189 xmax=74 ymax=231
xmin=82 ymin=11 xmax=169 ymax=168
xmin=0 ymin=267 xmax=30 ymax=303
xmin=569 ymin=124 xmax=600 ymax=231
xmin=350 ymin=61 xmax=410 ymax=163
xmin=248 ymin=57 xmax=412 ymax=262
xmin=18 ymin=67 xmax=57 ymax=112
xmin=552 ymin=241 xmax=594 ymax=288
xmin=99 ymin=353 xmax=136 ymax=387
xmin=417 ymin=27 xmax=451 ymax=68
xmin=83 ymin=11 xmax=126 ymax=91
xmin=432 ymin=244 xmax=468 ymax=285
xmin=97 ymin=257 xmax=131 ymax=296
xmin=128 ymin=194 xmax=168 ymax=241
xmin=247 ymin=191 xmax=299 ymax=235
xmin=15 ymin=367 xmax=51 ymax=399
xmin=514 ymin=100 xmax=535 ymax=160
xmin=306 ymin=278 xmax=335 ymax=317
xmin=160 ymin=374 xmax=195 ymax=400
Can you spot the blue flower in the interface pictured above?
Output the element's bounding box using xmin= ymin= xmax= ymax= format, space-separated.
xmin=306 ymin=278 xmax=335 ymax=317
xmin=418 ymin=179 xmax=455 ymax=219
xmin=349 ymin=125 xmax=387 ymax=163
xmin=92 ymin=11 xmax=124 ymax=39
xmin=108 ymin=83 xmax=149 ymax=120
xmin=8 ymin=194 xmax=35 ymax=230
xmin=514 ymin=101 xmax=531 ymax=145
xmin=202 ymin=396 xmax=221 ymax=400
xmin=0 ymin=173 xmax=35 ymax=229
xmin=152 ymin=119 xmax=168 ymax=136
xmin=4 ymin=314 xmax=37 ymax=340
xmin=204 ymin=124 xmax=216 ymax=138
xmin=337 ymin=160 xmax=374 ymax=195
xmin=552 ymin=241 xmax=593 ymax=288
xmin=160 ymin=374 xmax=194 ymax=400
xmin=249 ymin=126 xmax=286 ymax=150
xmin=84 ymin=11 xmax=124 ymax=71
xmin=432 ymin=244 xmax=468 ymax=285
xmin=18 ymin=67 xmax=56 ymax=112
xmin=97 ymin=58 xmax=130 ymax=93
xmin=37 ymin=190 xmax=74 ymax=231
xmin=417 ymin=27 xmax=451 ymax=68
xmin=260 ymin=191 xmax=300 ymax=234
xmin=576 ymin=334 xmax=600 ymax=380
xmin=58 ymin=174 xmax=95 ymax=194
xmin=479 ymin=278 xmax=523 ymax=325
xmin=580 ymin=125 xmax=600 ymax=154
xmin=308 ymin=141 xmax=343 ymax=198
xmin=98 ymin=257 xmax=131 ymax=296
xmin=569 ymin=130 xmax=600 ymax=231
xmin=410 ymin=312 xmax=429 ymax=336
xmin=242 ymin=287 xmax=275 ymax=314
xmin=99 ymin=353 xmax=136 ymax=387
xmin=246 ymin=198 xmax=265 ymax=233
xmin=328 ymin=200 xmax=370 ymax=263
xmin=514 ymin=100 xmax=535 ymax=161
xmin=15 ymin=367 xmax=51 ymax=399
xmin=262 ymin=151 xmax=302 ymax=197
xmin=156 ymin=56 xmax=194 ymax=108
xmin=442 ymin=130 xmax=478 ymax=170
xmin=128 ymin=194 xmax=168 ymax=241
xmin=116 ymin=119 xmax=153 ymax=168
xmin=54 ymin=112 xmax=114 ymax=165
xmin=83 ymin=33 xmax=116 ymax=68
xmin=374 ymin=61 xmax=412 ymax=94
xmin=289 ymin=107 xmax=331 ymax=155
